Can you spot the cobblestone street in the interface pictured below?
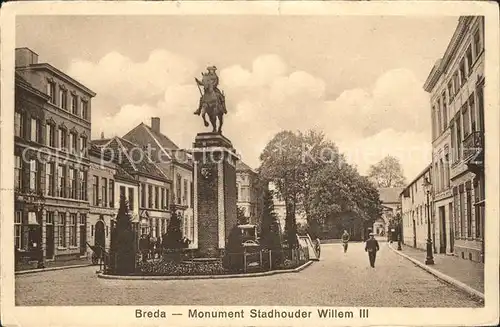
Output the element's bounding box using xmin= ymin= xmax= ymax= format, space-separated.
xmin=16 ymin=242 xmax=483 ymax=307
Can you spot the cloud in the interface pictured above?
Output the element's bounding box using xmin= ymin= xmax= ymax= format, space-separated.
xmin=77 ymin=51 xmax=431 ymax=181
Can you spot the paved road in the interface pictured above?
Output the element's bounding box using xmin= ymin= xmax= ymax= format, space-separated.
xmin=16 ymin=242 xmax=482 ymax=307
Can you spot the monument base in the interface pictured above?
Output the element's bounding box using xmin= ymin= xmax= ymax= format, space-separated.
xmin=193 ymin=133 xmax=239 ymax=258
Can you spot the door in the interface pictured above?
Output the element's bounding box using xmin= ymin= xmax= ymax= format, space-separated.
xmin=80 ymin=225 xmax=87 ymax=255
xmin=412 ymin=219 xmax=417 ymax=248
xmin=449 ymin=203 xmax=454 ymax=253
xmin=439 ymin=206 xmax=446 ymax=253
xmin=46 ymin=224 xmax=54 ymax=259
xmin=95 ymin=220 xmax=105 ymax=255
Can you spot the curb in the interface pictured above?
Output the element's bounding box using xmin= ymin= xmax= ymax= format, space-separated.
xmin=15 ymin=263 xmax=94 ymax=275
xmin=97 ymin=260 xmax=313 ymax=280
xmin=388 ymin=244 xmax=485 ymax=302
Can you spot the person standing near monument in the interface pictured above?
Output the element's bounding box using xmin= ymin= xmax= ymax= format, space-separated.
xmin=365 ymin=233 xmax=380 ymax=268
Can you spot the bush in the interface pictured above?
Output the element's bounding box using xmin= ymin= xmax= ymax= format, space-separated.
xmin=222 ymin=224 xmax=245 ymax=271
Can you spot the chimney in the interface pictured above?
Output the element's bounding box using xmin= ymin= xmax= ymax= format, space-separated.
xmin=151 ymin=117 xmax=160 ymax=133
xmin=15 ymin=48 xmax=39 ymax=68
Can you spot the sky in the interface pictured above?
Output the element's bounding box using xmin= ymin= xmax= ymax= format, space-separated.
xmin=16 ymin=15 xmax=459 ymax=180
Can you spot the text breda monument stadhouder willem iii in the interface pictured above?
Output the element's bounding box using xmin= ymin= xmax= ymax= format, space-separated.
xmin=192 ymin=66 xmax=238 ymax=257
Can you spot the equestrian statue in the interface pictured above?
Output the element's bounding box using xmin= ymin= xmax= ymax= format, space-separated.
xmin=194 ymin=66 xmax=227 ymax=134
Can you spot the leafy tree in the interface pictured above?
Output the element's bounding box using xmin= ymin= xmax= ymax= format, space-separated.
xmin=237 ymin=206 xmax=249 ymax=225
xmin=259 ymin=131 xmax=302 ymax=252
xmin=368 ymin=155 xmax=407 ymax=187
xmin=163 ymin=209 xmax=183 ymax=249
xmin=110 ymin=195 xmax=135 ymax=275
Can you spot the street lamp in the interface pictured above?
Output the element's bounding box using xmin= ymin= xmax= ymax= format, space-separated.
xmin=422 ymin=177 xmax=435 ymax=265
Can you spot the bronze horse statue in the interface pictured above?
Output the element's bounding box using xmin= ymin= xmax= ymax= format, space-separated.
xmin=196 ymin=73 xmax=226 ymax=134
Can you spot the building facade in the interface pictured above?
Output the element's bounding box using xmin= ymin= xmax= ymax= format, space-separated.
xmin=423 ymin=16 xmax=485 ymax=262
xmin=236 ymin=160 xmax=259 ymax=225
xmin=15 ymin=48 xmax=95 ymax=265
xmin=375 ymin=187 xmax=403 ymax=236
xmin=122 ymin=117 xmax=195 ymax=246
xmin=401 ymin=165 xmax=434 ymax=250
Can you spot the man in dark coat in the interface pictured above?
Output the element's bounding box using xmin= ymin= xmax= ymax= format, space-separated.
xmin=365 ymin=233 xmax=380 ymax=268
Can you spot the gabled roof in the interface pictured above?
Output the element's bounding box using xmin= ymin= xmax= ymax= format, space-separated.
xmin=99 ymin=136 xmax=170 ymax=182
xmin=236 ymin=160 xmax=256 ymax=174
xmin=378 ymin=187 xmax=404 ymax=204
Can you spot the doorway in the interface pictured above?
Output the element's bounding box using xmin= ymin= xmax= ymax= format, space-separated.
xmin=412 ymin=219 xmax=416 ymax=248
xmin=95 ymin=219 xmax=106 ymax=256
xmin=439 ymin=206 xmax=446 ymax=253
xmin=448 ymin=203 xmax=454 ymax=253
xmin=46 ymin=224 xmax=54 ymax=259
xmin=80 ymin=217 xmax=87 ymax=256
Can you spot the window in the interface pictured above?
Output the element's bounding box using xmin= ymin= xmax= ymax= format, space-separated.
xmin=69 ymin=132 xmax=78 ymax=152
xmin=109 ymin=180 xmax=114 ymax=208
xmin=120 ymin=186 xmax=126 ymax=201
xmin=459 ymin=188 xmax=465 ymax=238
xmin=466 ymin=188 xmax=472 ymax=238
xmin=101 ymin=177 xmax=107 ymax=207
xmin=15 ymin=155 xmax=22 ymax=191
xmin=436 ymin=104 xmax=442 ymax=135
xmin=46 ymin=123 xmax=55 ymax=147
xmin=141 ymin=183 xmax=146 ymax=208
xmin=456 ymin=115 xmax=462 ymax=160
xmin=80 ymin=170 xmax=87 ymax=201
xmin=453 ymin=191 xmax=460 ymax=238
xmin=148 ymin=185 xmax=153 ymax=208
xmin=161 ymin=188 xmax=165 ymax=209
xmin=15 ymin=111 xmax=23 ymax=137
xmin=451 ymin=122 xmax=456 ymax=162
xmin=58 ymin=127 xmax=66 ymax=150
xmin=79 ymin=214 xmax=86 ymax=226
xmin=477 ymin=86 xmax=484 ymax=132
xmin=176 ymin=174 xmax=182 ymax=204
xmin=92 ymin=175 xmax=99 ymax=205
xmin=71 ymin=94 xmax=78 ymax=115
xmin=474 ymin=29 xmax=483 ymax=57
xmin=15 ymin=211 xmax=22 ymax=250
xmin=442 ymin=96 xmax=448 ymax=130
xmin=190 ymin=182 xmax=194 ymax=208
xmin=466 ymin=45 xmax=473 ymax=73
xmin=165 ymin=189 xmax=170 ymax=209
xmin=445 ymin=154 xmax=450 ymax=188
xmin=431 ymin=106 xmax=436 ymax=139
xmin=447 ymin=82 xmax=453 ymax=102
xmin=459 ymin=58 xmax=467 ymax=85
xmin=46 ymin=162 xmax=55 ymax=196
xmin=474 ymin=179 xmax=483 ymax=239
xmin=453 ymin=72 xmax=460 ymax=95
xmin=69 ymin=214 xmax=77 ymax=247
xmin=79 ymin=136 xmax=87 ymax=155
xmin=128 ymin=188 xmax=134 ymax=210
xmin=81 ymin=100 xmax=88 ymax=120
xmin=462 ymin=104 xmax=470 ymax=137
xmin=30 ymin=118 xmax=40 ymax=142
xmin=469 ymin=94 xmax=476 ymax=133
xmin=60 ymin=88 xmax=68 ymax=110
xmin=183 ymin=179 xmax=188 ymax=205
xmin=155 ymin=186 xmax=159 ymax=209
xmin=29 ymin=160 xmax=38 ymax=192
xmin=58 ymin=165 xmax=66 ymax=197
xmin=57 ymin=213 xmax=66 ymax=247
xmin=47 ymin=81 xmax=56 ymax=104
xmin=69 ymin=168 xmax=77 ymax=199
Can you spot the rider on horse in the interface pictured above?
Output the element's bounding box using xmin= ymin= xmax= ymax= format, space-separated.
xmin=194 ymin=66 xmax=227 ymax=115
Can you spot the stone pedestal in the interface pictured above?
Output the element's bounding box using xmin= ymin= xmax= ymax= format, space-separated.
xmin=192 ymin=133 xmax=239 ymax=258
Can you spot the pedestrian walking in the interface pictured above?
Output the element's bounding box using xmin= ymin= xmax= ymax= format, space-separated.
xmin=341 ymin=230 xmax=350 ymax=253
xmin=365 ymin=233 xmax=380 ymax=268
xmin=314 ymin=236 xmax=321 ymax=258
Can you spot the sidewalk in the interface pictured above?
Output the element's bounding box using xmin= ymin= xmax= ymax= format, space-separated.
xmin=397 ymin=244 xmax=484 ymax=294
xmin=16 ymin=258 xmax=93 ymax=274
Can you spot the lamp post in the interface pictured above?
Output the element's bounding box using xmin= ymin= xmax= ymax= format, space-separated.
xmin=422 ymin=177 xmax=435 ymax=265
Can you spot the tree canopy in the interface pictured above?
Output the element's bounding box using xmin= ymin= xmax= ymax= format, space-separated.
xmin=367 ymin=155 xmax=407 ymax=188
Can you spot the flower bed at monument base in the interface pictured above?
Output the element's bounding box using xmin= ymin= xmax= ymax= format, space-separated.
xmin=135 ymin=258 xmax=302 ymax=276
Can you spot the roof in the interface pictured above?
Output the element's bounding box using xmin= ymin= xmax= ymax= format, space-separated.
xmin=115 ymin=164 xmax=137 ymax=184
xmin=236 ymin=160 xmax=256 ymax=173
xmin=100 ymin=136 xmax=170 ymax=182
xmin=378 ymin=187 xmax=404 ymax=204
xmin=400 ymin=163 xmax=432 ymax=195
xmin=123 ymin=123 xmax=192 ymax=167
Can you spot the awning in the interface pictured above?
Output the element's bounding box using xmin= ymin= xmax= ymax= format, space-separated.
xmin=27 ymin=212 xmax=39 ymax=225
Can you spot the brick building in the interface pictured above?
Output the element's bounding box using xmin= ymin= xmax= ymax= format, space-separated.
xmin=423 ymin=16 xmax=485 ymax=262
xmin=236 ymin=160 xmax=259 ymax=224
xmin=14 ymin=48 xmax=95 ymax=265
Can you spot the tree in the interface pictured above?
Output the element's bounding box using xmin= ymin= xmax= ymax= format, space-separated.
xmin=110 ymin=195 xmax=135 ymax=275
xmin=259 ymin=131 xmax=303 ymax=252
xmin=163 ymin=209 xmax=183 ymax=250
xmin=237 ymin=206 xmax=249 ymax=225
xmin=259 ymin=188 xmax=283 ymax=268
xmin=367 ymin=155 xmax=407 ymax=187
